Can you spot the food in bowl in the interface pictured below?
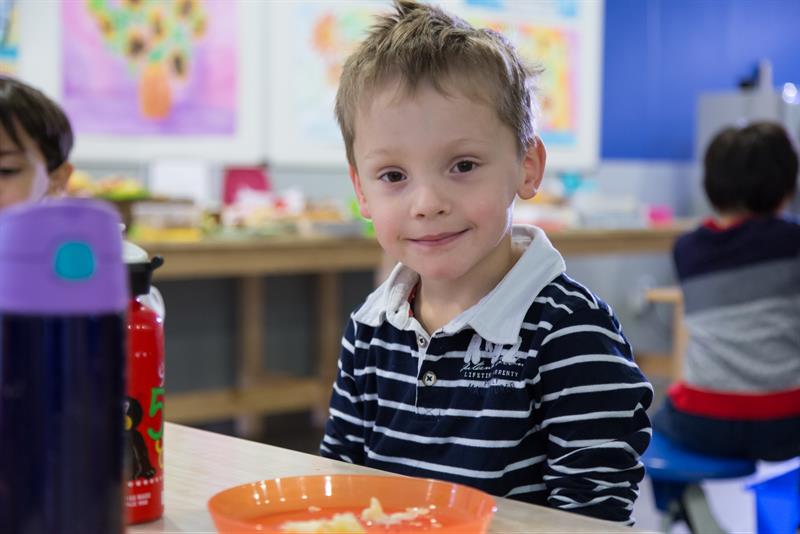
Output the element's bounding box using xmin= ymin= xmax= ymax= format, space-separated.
xmin=280 ymin=498 xmax=432 ymax=533
xmin=280 ymin=511 xmax=365 ymax=533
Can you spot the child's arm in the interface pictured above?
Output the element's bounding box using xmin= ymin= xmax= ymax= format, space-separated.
xmin=537 ymin=306 xmax=653 ymax=525
xmin=319 ymin=317 xmax=367 ymax=465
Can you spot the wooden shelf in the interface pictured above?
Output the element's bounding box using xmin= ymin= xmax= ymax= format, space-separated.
xmin=167 ymin=376 xmax=323 ymax=425
xmin=140 ymin=225 xmax=691 ymax=280
xmin=141 ymin=235 xmax=383 ymax=280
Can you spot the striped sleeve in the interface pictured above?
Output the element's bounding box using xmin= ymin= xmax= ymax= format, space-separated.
xmin=320 ymin=317 xmax=366 ymax=465
xmin=537 ymin=306 xmax=653 ymax=524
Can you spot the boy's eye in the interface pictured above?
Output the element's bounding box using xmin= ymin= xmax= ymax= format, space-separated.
xmin=378 ymin=170 xmax=406 ymax=183
xmin=0 ymin=168 xmax=20 ymax=177
xmin=451 ymin=160 xmax=477 ymax=173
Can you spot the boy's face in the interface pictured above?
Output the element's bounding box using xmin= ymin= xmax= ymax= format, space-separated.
xmin=350 ymin=79 xmax=545 ymax=283
xmin=0 ymin=120 xmax=70 ymax=210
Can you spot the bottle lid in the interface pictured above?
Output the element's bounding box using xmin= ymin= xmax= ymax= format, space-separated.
xmin=0 ymin=199 xmax=127 ymax=314
xmin=123 ymin=239 xmax=164 ymax=297
xmin=123 ymin=240 xmax=149 ymax=263
xmin=128 ymin=256 xmax=164 ymax=297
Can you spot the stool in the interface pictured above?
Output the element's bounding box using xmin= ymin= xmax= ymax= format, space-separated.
xmin=747 ymin=464 xmax=800 ymax=534
xmin=643 ymin=431 xmax=756 ymax=533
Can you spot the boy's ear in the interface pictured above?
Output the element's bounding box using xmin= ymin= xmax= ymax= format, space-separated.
xmin=47 ymin=162 xmax=73 ymax=197
xmin=517 ymin=138 xmax=546 ymax=200
xmin=349 ymin=165 xmax=371 ymax=219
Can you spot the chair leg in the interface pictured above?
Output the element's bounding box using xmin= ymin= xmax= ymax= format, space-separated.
xmin=660 ymin=499 xmax=681 ymax=532
xmin=682 ymin=484 xmax=726 ymax=534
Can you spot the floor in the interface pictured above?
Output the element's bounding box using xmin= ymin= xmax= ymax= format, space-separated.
xmin=195 ymin=377 xmax=798 ymax=534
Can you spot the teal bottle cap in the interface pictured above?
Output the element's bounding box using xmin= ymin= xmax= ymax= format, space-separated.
xmin=54 ymin=241 xmax=96 ymax=281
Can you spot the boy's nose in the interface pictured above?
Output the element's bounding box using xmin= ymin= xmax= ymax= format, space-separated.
xmin=411 ymin=182 xmax=450 ymax=218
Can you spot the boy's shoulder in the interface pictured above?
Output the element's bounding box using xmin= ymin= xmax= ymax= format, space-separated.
xmin=531 ymin=273 xmax=620 ymax=331
xmin=679 ymin=215 xmax=800 ymax=244
xmin=535 ymin=273 xmax=607 ymax=314
xmin=674 ymin=215 xmax=800 ymax=279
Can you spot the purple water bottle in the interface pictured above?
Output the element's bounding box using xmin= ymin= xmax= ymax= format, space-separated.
xmin=0 ymin=199 xmax=128 ymax=534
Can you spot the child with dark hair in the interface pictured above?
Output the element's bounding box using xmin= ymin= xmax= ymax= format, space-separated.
xmin=654 ymin=121 xmax=800 ymax=461
xmin=0 ymin=76 xmax=74 ymax=209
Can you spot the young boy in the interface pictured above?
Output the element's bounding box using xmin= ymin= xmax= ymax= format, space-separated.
xmin=653 ymin=122 xmax=800 ymax=461
xmin=0 ymin=76 xmax=74 ymax=210
xmin=320 ymin=1 xmax=652 ymax=524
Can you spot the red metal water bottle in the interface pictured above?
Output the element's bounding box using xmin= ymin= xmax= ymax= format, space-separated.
xmin=124 ymin=246 xmax=165 ymax=524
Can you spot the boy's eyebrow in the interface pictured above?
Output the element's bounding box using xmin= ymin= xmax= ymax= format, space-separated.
xmin=0 ymin=148 xmax=23 ymax=156
xmin=363 ymin=136 xmax=489 ymax=162
xmin=443 ymin=136 xmax=490 ymax=148
xmin=361 ymin=147 xmax=397 ymax=163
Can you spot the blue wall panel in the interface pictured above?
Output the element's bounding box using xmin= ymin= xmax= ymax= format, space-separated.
xmin=602 ymin=0 xmax=800 ymax=161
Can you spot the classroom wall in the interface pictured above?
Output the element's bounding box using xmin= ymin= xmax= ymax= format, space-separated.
xmin=602 ymin=0 xmax=800 ymax=161
xmin=21 ymin=0 xmax=800 ymax=166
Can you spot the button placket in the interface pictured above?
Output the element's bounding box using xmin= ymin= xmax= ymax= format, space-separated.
xmin=414 ymin=330 xmax=433 ymax=413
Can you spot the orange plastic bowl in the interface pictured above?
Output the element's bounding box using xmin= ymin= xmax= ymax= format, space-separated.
xmin=207 ymin=474 xmax=496 ymax=533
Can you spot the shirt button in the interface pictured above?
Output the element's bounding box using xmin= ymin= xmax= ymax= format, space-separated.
xmin=422 ymin=370 xmax=437 ymax=386
xmin=417 ymin=335 xmax=428 ymax=349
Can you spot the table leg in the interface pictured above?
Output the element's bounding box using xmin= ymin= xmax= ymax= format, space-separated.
xmin=672 ymin=299 xmax=687 ymax=382
xmin=235 ymin=275 xmax=265 ymax=439
xmin=315 ymin=272 xmax=341 ymax=427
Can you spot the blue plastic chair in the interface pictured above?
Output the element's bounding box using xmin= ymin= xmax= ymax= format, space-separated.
xmin=747 ymin=465 xmax=800 ymax=534
xmin=643 ymin=431 xmax=757 ymax=533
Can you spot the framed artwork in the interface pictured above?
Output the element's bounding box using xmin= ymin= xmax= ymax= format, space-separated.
xmin=266 ymin=1 xmax=386 ymax=168
xmin=62 ymin=0 xmax=237 ymax=136
xmin=266 ymin=0 xmax=603 ymax=170
xmin=452 ymin=0 xmax=603 ymax=170
xmin=19 ymin=0 xmax=263 ymax=163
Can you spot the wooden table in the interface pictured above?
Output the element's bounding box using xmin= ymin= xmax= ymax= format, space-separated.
xmin=139 ymin=226 xmax=687 ymax=428
xmin=129 ymin=423 xmax=640 ymax=533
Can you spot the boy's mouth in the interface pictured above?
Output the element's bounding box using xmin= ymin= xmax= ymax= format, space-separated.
xmin=408 ymin=229 xmax=468 ymax=246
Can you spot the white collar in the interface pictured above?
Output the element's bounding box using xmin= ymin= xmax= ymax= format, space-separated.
xmin=352 ymin=225 xmax=566 ymax=345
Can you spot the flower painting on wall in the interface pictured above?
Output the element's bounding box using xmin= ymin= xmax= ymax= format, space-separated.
xmin=63 ymin=0 xmax=237 ymax=135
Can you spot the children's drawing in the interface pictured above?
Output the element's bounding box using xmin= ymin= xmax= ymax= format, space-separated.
xmin=267 ymin=0 xmax=599 ymax=168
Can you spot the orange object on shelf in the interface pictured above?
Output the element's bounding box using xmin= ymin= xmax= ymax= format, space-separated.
xmin=207 ymin=474 xmax=496 ymax=533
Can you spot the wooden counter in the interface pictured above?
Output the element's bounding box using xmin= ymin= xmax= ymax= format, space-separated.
xmin=139 ymin=226 xmax=687 ymax=429
xmin=129 ymin=423 xmax=640 ymax=533
xmin=140 ymin=226 xmax=686 ymax=279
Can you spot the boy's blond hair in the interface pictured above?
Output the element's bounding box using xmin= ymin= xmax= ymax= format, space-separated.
xmin=335 ymin=0 xmax=542 ymax=168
